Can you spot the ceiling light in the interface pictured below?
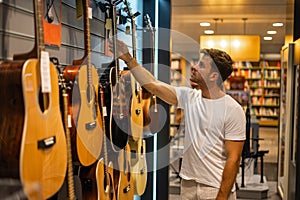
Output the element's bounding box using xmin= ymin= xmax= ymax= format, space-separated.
xmin=232 ymin=40 xmax=241 ymax=48
xmin=200 ymin=22 xmax=211 ymax=27
xmin=220 ymin=40 xmax=228 ymax=48
xmin=200 ymin=35 xmax=260 ymax=61
xmin=264 ymin=36 xmax=273 ymax=41
xmin=267 ymin=30 xmax=277 ymax=35
xmin=206 ymin=40 xmax=215 ymax=48
xmin=272 ymin=22 xmax=283 ymax=27
xmin=204 ymin=30 xmax=214 ymax=34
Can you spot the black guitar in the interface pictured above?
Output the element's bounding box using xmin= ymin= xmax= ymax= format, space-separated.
xmin=98 ymin=0 xmax=129 ymax=151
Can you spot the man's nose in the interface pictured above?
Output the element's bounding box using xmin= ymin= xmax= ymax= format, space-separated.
xmin=191 ymin=65 xmax=198 ymax=72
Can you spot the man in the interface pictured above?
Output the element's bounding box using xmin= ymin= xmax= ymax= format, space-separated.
xmin=113 ymin=40 xmax=246 ymax=200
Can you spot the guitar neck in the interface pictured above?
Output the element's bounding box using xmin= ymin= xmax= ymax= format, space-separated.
xmin=72 ymin=0 xmax=91 ymax=73
xmin=62 ymin=90 xmax=76 ymax=200
xmin=131 ymin=20 xmax=137 ymax=59
xmin=111 ymin=2 xmax=120 ymax=83
xmin=13 ymin=0 xmax=44 ymax=61
xmin=144 ymin=14 xmax=155 ymax=75
xmin=84 ymin=0 xmax=92 ymax=86
xmin=99 ymin=88 xmax=109 ymax=175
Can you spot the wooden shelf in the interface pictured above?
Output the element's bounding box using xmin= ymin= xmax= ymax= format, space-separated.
xmin=258 ymin=119 xmax=278 ymax=127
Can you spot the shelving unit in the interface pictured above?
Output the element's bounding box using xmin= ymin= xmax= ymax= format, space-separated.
xmin=170 ymin=58 xmax=186 ymax=136
xmin=169 ymin=58 xmax=186 ymax=194
xmin=233 ymin=61 xmax=281 ymax=127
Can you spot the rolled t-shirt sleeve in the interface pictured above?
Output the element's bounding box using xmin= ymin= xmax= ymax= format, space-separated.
xmin=224 ymin=105 xmax=246 ymax=141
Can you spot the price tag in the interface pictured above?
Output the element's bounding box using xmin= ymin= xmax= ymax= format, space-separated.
xmin=40 ymin=51 xmax=51 ymax=93
xmin=103 ymin=107 xmax=107 ymax=117
xmin=88 ymin=7 xmax=92 ymax=19
xmin=68 ymin=115 xmax=72 ymax=128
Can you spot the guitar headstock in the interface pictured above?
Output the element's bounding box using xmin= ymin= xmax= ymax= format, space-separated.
xmin=144 ymin=14 xmax=155 ymax=33
xmin=123 ymin=0 xmax=140 ymax=20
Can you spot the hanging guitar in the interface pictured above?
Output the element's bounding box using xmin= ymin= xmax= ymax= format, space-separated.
xmin=142 ymin=14 xmax=165 ymax=134
xmin=78 ymin=87 xmax=116 ymax=200
xmin=61 ymin=79 xmax=76 ymax=200
xmin=113 ymin=144 xmax=134 ymax=200
xmin=96 ymin=87 xmax=117 ymax=200
xmin=122 ymin=0 xmax=144 ymax=141
xmin=98 ymin=0 xmax=129 ymax=151
xmin=63 ymin=0 xmax=103 ymax=167
xmin=123 ymin=0 xmax=148 ymax=195
xmin=0 ymin=0 xmax=67 ymax=199
xmin=53 ymin=61 xmax=83 ymax=200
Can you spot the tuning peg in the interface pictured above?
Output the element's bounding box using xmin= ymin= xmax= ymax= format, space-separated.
xmin=126 ymin=25 xmax=130 ymax=34
xmin=133 ymin=11 xmax=140 ymax=18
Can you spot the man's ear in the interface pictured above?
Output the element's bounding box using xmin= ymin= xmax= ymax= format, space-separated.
xmin=209 ymin=71 xmax=219 ymax=82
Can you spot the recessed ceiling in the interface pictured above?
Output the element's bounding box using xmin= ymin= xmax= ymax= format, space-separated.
xmin=171 ymin=0 xmax=294 ymax=60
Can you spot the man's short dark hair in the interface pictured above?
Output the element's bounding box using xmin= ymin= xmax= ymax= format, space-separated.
xmin=201 ymin=48 xmax=233 ymax=83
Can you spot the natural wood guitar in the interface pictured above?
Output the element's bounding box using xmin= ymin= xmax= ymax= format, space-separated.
xmin=123 ymin=0 xmax=144 ymax=141
xmin=129 ymin=139 xmax=147 ymax=195
xmin=96 ymin=87 xmax=117 ymax=200
xmin=61 ymin=78 xmax=76 ymax=200
xmin=123 ymin=0 xmax=148 ymax=196
xmin=142 ymin=14 xmax=163 ymax=134
xmin=114 ymin=144 xmax=134 ymax=200
xmin=63 ymin=0 xmax=102 ymax=167
xmin=1 ymin=0 xmax=67 ymax=199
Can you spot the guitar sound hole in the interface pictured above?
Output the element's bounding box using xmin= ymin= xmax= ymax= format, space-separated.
xmin=38 ymin=87 xmax=49 ymax=112
xmin=86 ymin=85 xmax=97 ymax=119
xmin=86 ymin=85 xmax=93 ymax=103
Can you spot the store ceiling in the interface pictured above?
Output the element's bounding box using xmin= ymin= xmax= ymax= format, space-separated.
xmin=171 ymin=0 xmax=294 ymax=60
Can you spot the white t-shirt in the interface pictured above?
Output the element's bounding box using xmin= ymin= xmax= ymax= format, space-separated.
xmin=175 ymin=87 xmax=246 ymax=191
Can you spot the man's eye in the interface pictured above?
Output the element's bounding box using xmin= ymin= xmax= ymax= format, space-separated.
xmin=199 ymin=62 xmax=205 ymax=68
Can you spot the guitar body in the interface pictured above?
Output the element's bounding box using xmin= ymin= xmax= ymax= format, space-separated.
xmin=120 ymin=70 xmax=143 ymax=140
xmin=129 ymin=139 xmax=147 ymax=195
xmin=76 ymin=65 xmax=103 ymax=166
xmin=20 ymin=59 xmax=67 ymax=199
xmin=100 ymin=63 xmax=129 ymax=151
xmin=142 ymin=90 xmax=164 ymax=134
xmin=96 ymin=158 xmax=116 ymax=200
xmin=114 ymin=144 xmax=134 ymax=200
xmin=0 ymin=61 xmax=25 ymax=179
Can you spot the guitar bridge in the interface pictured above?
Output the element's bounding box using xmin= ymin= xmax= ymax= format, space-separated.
xmin=85 ymin=121 xmax=96 ymax=130
xmin=38 ymin=136 xmax=56 ymax=150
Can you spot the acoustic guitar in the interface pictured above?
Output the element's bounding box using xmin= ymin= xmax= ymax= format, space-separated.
xmin=0 ymin=0 xmax=67 ymax=199
xmin=61 ymin=82 xmax=76 ymax=200
xmin=98 ymin=0 xmax=129 ymax=151
xmin=63 ymin=0 xmax=102 ymax=167
xmin=114 ymin=144 xmax=134 ymax=200
xmin=96 ymin=87 xmax=117 ymax=200
xmin=122 ymin=0 xmax=144 ymax=141
xmin=128 ymin=139 xmax=147 ymax=195
xmin=142 ymin=14 xmax=164 ymax=134
xmin=79 ymin=86 xmax=117 ymax=200
xmin=123 ymin=0 xmax=148 ymax=195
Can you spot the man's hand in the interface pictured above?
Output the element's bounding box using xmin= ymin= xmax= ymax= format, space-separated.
xmin=108 ymin=39 xmax=132 ymax=62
